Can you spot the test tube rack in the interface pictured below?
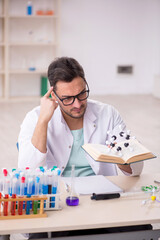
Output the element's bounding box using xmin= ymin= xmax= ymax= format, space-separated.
xmin=44 ymin=193 xmax=62 ymax=211
xmin=0 ymin=195 xmax=48 ymax=220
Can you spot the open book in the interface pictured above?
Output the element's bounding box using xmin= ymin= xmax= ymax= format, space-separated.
xmin=82 ymin=139 xmax=156 ymax=165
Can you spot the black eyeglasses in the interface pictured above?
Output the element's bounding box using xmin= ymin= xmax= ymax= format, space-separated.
xmin=53 ymin=85 xmax=90 ymax=106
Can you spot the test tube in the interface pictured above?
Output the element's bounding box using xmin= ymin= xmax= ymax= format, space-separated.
xmin=0 ymin=193 xmax=1 ymax=215
xmin=46 ymin=171 xmax=51 ymax=208
xmin=33 ymin=176 xmax=40 ymax=214
xmin=2 ymin=168 xmax=10 ymax=216
xmin=42 ymin=172 xmax=48 ymax=209
xmin=11 ymin=178 xmax=17 ymax=216
xmin=14 ymin=173 xmax=20 ymax=195
xmin=0 ymin=180 xmax=2 ymax=215
xmin=51 ymin=168 xmax=59 ymax=194
xmin=2 ymin=168 xmax=8 ymax=191
xmin=18 ymin=176 xmax=25 ymax=215
xmin=42 ymin=172 xmax=48 ymax=194
xmin=51 ymin=168 xmax=61 ymax=208
xmin=51 ymin=170 xmax=57 ymax=208
xmin=26 ymin=177 xmax=33 ymax=215
xmin=35 ymin=176 xmax=40 ymax=196
xmin=3 ymin=178 xmax=10 ymax=216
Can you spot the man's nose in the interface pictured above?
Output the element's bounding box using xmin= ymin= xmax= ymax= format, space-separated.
xmin=73 ymin=97 xmax=81 ymax=108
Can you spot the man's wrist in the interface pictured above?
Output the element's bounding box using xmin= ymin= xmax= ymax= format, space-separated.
xmin=38 ymin=115 xmax=50 ymax=125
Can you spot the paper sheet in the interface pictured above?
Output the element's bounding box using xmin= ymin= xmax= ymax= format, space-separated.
xmin=62 ymin=175 xmax=123 ymax=195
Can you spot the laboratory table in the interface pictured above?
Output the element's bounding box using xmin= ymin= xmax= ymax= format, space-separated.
xmin=0 ymin=173 xmax=160 ymax=240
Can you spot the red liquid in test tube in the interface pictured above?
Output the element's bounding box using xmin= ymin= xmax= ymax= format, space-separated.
xmin=3 ymin=194 xmax=9 ymax=216
xmin=18 ymin=200 xmax=23 ymax=215
xmin=2 ymin=169 xmax=10 ymax=216
xmin=0 ymin=193 xmax=1 ymax=215
xmin=11 ymin=194 xmax=16 ymax=215
xmin=11 ymin=177 xmax=18 ymax=215
xmin=18 ymin=176 xmax=25 ymax=215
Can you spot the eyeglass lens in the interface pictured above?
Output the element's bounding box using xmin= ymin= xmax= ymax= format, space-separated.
xmin=63 ymin=90 xmax=89 ymax=106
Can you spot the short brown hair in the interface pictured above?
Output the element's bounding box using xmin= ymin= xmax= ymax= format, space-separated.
xmin=48 ymin=57 xmax=86 ymax=90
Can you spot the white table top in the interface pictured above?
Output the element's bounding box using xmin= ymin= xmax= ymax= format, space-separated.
xmin=0 ymin=173 xmax=160 ymax=235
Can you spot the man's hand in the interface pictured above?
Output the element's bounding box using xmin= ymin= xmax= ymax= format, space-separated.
xmin=117 ymin=164 xmax=132 ymax=174
xmin=106 ymin=141 xmax=132 ymax=174
xmin=39 ymin=87 xmax=58 ymax=124
xmin=31 ymin=87 xmax=58 ymax=153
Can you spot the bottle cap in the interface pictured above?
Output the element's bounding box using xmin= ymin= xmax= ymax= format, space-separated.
xmin=15 ymin=173 xmax=20 ymax=179
xmin=21 ymin=176 xmax=25 ymax=183
xmin=3 ymin=168 xmax=8 ymax=176
xmin=36 ymin=176 xmax=40 ymax=183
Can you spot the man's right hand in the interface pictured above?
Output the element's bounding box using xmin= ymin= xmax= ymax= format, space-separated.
xmin=31 ymin=87 xmax=58 ymax=153
xmin=39 ymin=87 xmax=58 ymax=124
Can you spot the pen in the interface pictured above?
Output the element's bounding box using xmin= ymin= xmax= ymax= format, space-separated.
xmin=154 ymin=180 xmax=160 ymax=184
xmin=91 ymin=193 xmax=120 ymax=200
xmin=91 ymin=191 xmax=149 ymax=200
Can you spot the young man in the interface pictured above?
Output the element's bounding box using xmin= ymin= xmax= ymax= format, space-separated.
xmin=18 ymin=57 xmax=143 ymax=176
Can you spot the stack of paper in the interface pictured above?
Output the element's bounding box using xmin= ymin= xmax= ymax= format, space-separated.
xmin=62 ymin=175 xmax=123 ymax=195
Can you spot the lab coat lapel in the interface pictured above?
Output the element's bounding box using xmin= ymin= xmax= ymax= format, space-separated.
xmin=83 ymin=104 xmax=97 ymax=143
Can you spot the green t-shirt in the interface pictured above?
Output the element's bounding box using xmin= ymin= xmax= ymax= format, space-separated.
xmin=63 ymin=128 xmax=95 ymax=177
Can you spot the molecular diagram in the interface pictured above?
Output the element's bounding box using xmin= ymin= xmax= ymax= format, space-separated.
xmin=105 ymin=125 xmax=136 ymax=157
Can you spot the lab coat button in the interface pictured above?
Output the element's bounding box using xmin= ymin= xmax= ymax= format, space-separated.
xmin=94 ymin=124 xmax=96 ymax=127
xmin=69 ymin=145 xmax=71 ymax=148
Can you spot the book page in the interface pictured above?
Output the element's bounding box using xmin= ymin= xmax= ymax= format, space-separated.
xmin=115 ymin=139 xmax=151 ymax=162
xmin=83 ymin=139 xmax=151 ymax=162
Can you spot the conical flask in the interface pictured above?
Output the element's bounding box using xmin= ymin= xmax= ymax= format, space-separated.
xmin=66 ymin=165 xmax=79 ymax=206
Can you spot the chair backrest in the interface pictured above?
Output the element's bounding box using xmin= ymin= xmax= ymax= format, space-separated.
xmin=16 ymin=142 xmax=19 ymax=151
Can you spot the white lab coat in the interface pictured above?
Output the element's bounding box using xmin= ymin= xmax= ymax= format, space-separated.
xmin=18 ymin=99 xmax=143 ymax=176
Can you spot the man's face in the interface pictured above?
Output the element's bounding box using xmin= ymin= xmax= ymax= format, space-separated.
xmin=53 ymin=77 xmax=88 ymax=119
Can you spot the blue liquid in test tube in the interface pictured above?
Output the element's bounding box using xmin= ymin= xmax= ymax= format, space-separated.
xmin=42 ymin=173 xmax=48 ymax=208
xmin=51 ymin=168 xmax=61 ymax=208
xmin=26 ymin=177 xmax=33 ymax=214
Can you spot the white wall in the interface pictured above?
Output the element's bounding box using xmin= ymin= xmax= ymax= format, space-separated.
xmin=60 ymin=0 xmax=160 ymax=95
xmin=1 ymin=0 xmax=160 ymax=96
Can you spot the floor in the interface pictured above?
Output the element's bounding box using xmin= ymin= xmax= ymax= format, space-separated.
xmin=0 ymin=94 xmax=160 ymax=175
